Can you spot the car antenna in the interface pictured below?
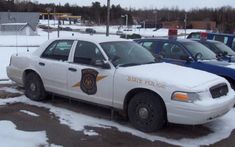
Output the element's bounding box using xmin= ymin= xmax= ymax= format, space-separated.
xmin=15 ymin=28 xmax=18 ymax=56
xmin=26 ymin=34 xmax=29 ymax=52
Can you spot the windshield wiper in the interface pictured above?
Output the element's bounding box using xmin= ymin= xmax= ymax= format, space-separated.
xmin=142 ymin=61 xmax=157 ymax=64
xmin=154 ymin=54 xmax=163 ymax=62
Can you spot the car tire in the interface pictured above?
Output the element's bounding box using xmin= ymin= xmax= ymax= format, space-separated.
xmin=128 ymin=92 xmax=166 ymax=132
xmin=25 ymin=72 xmax=47 ymax=101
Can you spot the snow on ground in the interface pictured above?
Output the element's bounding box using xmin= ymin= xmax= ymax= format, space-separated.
xmin=20 ymin=110 xmax=40 ymax=117
xmin=39 ymin=19 xmax=205 ymax=37
xmin=0 ymin=28 xmax=119 ymax=79
xmin=83 ymin=129 xmax=99 ymax=136
xmin=0 ymin=87 xmax=23 ymax=94
xmin=0 ymin=120 xmax=48 ymax=147
xmin=0 ymin=19 xmax=204 ymax=79
xmin=0 ymin=25 xmax=203 ymax=79
xmin=1 ymin=87 xmax=235 ymax=147
xmin=0 ymin=80 xmax=12 ymax=85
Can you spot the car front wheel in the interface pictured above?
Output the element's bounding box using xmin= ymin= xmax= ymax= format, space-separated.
xmin=25 ymin=72 xmax=46 ymax=101
xmin=128 ymin=92 xmax=166 ymax=132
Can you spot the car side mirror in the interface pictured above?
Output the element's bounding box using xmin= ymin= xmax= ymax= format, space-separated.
xmin=94 ymin=60 xmax=111 ymax=69
xmin=216 ymin=53 xmax=224 ymax=61
xmin=154 ymin=54 xmax=163 ymax=59
xmin=195 ymin=53 xmax=203 ymax=61
xmin=180 ymin=55 xmax=193 ymax=62
xmin=223 ymin=51 xmax=228 ymax=56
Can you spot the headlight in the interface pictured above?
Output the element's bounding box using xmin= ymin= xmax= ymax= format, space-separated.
xmin=172 ymin=92 xmax=200 ymax=103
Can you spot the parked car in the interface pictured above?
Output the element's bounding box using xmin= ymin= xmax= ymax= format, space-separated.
xmin=85 ymin=28 xmax=96 ymax=34
xmin=116 ymin=30 xmax=124 ymax=35
xmin=136 ymin=38 xmax=235 ymax=87
xmin=7 ymin=37 xmax=235 ymax=132
xmin=63 ymin=27 xmax=73 ymax=31
xmin=120 ymin=33 xmax=141 ymax=39
xmin=187 ymin=32 xmax=235 ymax=51
xmin=193 ymin=39 xmax=235 ymax=62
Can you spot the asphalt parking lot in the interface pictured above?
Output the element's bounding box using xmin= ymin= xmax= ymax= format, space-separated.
xmin=0 ymin=83 xmax=235 ymax=147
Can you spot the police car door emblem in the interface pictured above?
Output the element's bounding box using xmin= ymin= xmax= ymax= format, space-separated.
xmin=80 ymin=69 xmax=98 ymax=95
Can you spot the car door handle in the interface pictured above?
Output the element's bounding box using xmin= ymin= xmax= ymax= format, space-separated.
xmin=39 ymin=62 xmax=45 ymax=66
xmin=68 ymin=67 xmax=77 ymax=72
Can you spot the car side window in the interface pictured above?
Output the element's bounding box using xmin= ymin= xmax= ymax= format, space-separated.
xmin=141 ymin=41 xmax=156 ymax=53
xmin=74 ymin=41 xmax=104 ymax=66
xmin=190 ymin=33 xmax=200 ymax=39
xmin=213 ymin=35 xmax=228 ymax=44
xmin=41 ymin=40 xmax=74 ymax=61
xmin=232 ymin=38 xmax=235 ymax=50
xmin=160 ymin=42 xmax=187 ymax=60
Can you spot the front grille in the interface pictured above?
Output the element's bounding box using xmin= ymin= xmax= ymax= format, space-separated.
xmin=210 ymin=83 xmax=228 ymax=99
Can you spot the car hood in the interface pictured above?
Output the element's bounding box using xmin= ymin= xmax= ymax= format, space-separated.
xmin=227 ymin=56 xmax=235 ymax=62
xmin=201 ymin=60 xmax=230 ymax=66
xmin=202 ymin=60 xmax=235 ymax=70
xmin=117 ymin=62 xmax=223 ymax=90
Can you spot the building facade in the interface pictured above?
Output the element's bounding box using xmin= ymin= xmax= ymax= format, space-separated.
xmin=0 ymin=12 xmax=39 ymax=35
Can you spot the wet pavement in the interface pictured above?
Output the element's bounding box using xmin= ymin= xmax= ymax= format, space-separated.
xmin=0 ymin=83 xmax=233 ymax=147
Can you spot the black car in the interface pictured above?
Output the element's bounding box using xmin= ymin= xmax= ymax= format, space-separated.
xmin=85 ymin=28 xmax=96 ymax=34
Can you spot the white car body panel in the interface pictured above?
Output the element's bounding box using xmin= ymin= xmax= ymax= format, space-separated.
xmin=7 ymin=36 xmax=235 ymax=125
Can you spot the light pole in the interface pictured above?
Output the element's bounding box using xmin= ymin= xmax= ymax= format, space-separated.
xmin=143 ymin=21 xmax=146 ymax=29
xmin=121 ymin=14 xmax=128 ymax=38
xmin=184 ymin=13 xmax=187 ymax=38
xmin=153 ymin=10 xmax=158 ymax=29
xmin=46 ymin=7 xmax=52 ymax=40
xmin=106 ymin=0 xmax=110 ymax=36
xmin=57 ymin=17 xmax=60 ymax=38
xmin=12 ymin=17 xmax=18 ymax=56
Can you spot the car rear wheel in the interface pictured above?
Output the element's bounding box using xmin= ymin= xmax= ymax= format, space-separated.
xmin=25 ymin=72 xmax=46 ymax=101
xmin=128 ymin=92 xmax=166 ymax=132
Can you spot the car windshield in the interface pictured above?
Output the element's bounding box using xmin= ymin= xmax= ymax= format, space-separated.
xmin=182 ymin=42 xmax=217 ymax=60
xmin=100 ymin=41 xmax=156 ymax=67
xmin=213 ymin=42 xmax=235 ymax=56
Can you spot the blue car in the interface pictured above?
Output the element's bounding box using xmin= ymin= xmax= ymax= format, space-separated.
xmin=187 ymin=32 xmax=235 ymax=51
xmin=194 ymin=39 xmax=235 ymax=62
xmin=136 ymin=38 xmax=235 ymax=87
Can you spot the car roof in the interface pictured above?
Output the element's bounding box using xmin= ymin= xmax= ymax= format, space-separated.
xmin=192 ymin=38 xmax=222 ymax=44
xmin=49 ymin=35 xmax=130 ymax=44
xmin=141 ymin=37 xmax=196 ymax=43
xmin=190 ymin=32 xmax=235 ymax=37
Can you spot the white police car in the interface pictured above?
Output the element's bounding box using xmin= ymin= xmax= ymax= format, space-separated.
xmin=7 ymin=36 xmax=235 ymax=132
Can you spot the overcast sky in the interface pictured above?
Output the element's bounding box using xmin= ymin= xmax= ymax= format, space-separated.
xmin=35 ymin=0 xmax=235 ymax=10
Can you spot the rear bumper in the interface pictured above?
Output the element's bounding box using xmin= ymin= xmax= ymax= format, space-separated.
xmin=7 ymin=66 xmax=24 ymax=86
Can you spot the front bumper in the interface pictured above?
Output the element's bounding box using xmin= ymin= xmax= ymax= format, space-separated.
xmin=166 ymin=91 xmax=235 ymax=125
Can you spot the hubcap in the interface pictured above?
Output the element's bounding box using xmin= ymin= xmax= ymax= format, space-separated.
xmin=138 ymin=107 xmax=149 ymax=119
xmin=30 ymin=83 xmax=36 ymax=92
